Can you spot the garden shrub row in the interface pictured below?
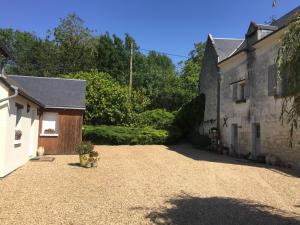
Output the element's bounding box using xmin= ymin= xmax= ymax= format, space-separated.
xmin=82 ymin=94 xmax=207 ymax=146
xmin=131 ymin=109 xmax=175 ymax=129
xmin=83 ymin=125 xmax=173 ymax=145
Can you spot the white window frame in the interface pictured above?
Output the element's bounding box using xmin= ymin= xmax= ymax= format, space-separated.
xmin=41 ymin=112 xmax=59 ymax=136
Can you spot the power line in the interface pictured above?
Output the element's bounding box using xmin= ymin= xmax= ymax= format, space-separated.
xmin=140 ymin=48 xmax=189 ymax=59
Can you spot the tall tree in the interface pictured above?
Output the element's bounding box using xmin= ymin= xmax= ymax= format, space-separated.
xmin=0 ymin=29 xmax=58 ymax=75
xmin=178 ymin=42 xmax=206 ymax=100
xmin=53 ymin=13 xmax=97 ymax=74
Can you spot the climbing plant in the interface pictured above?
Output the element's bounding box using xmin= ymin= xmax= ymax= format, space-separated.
xmin=277 ymin=15 xmax=300 ymax=147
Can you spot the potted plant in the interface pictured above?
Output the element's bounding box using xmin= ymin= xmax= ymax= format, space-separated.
xmin=44 ymin=128 xmax=56 ymax=134
xmin=89 ymin=151 xmax=99 ymax=167
xmin=15 ymin=130 xmax=22 ymax=140
xmin=75 ymin=141 xmax=94 ymax=167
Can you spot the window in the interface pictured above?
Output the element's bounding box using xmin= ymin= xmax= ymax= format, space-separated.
xmin=239 ymin=83 xmax=246 ymax=101
xmin=42 ymin=112 xmax=58 ymax=135
xmin=233 ymin=81 xmax=247 ymax=103
xmin=27 ymin=104 xmax=31 ymax=113
xmin=15 ymin=103 xmax=23 ymax=147
xmin=15 ymin=103 xmax=23 ymax=127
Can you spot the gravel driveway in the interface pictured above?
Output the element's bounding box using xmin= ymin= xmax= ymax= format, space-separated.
xmin=0 ymin=144 xmax=300 ymax=225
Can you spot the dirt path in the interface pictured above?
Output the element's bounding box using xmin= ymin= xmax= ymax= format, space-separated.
xmin=0 ymin=144 xmax=299 ymax=225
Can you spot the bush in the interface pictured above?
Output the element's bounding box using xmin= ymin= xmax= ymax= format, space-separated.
xmin=131 ymin=109 xmax=175 ymax=129
xmin=75 ymin=141 xmax=94 ymax=155
xmin=174 ymin=94 xmax=205 ymax=136
xmin=65 ymin=71 xmax=150 ymax=126
xmin=83 ymin=125 xmax=174 ymax=145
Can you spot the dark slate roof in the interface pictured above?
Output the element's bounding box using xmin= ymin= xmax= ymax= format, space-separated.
xmin=0 ymin=75 xmax=43 ymax=106
xmin=8 ymin=75 xmax=86 ymax=109
xmin=211 ymin=37 xmax=244 ymax=61
xmin=272 ymin=5 xmax=300 ymax=28
xmin=215 ymin=6 xmax=300 ymax=64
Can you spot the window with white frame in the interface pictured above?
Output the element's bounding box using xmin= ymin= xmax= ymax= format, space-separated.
xmin=42 ymin=112 xmax=58 ymax=135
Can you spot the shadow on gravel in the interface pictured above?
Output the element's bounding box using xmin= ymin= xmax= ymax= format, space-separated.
xmin=68 ymin=163 xmax=82 ymax=168
xmin=135 ymin=193 xmax=300 ymax=225
xmin=167 ymin=144 xmax=300 ymax=178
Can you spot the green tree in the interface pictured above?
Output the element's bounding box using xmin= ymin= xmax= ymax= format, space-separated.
xmin=277 ymin=15 xmax=300 ymax=146
xmin=178 ymin=42 xmax=205 ymax=100
xmin=65 ymin=70 xmax=150 ymax=125
xmin=0 ymin=29 xmax=58 ymax=75
xmin=53 ymin=13 xmax=97 ymax=74
xmin=96 ymin=33 xmax=129 ymax=84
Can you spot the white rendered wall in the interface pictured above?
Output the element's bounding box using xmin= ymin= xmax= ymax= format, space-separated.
xmin=0 ymin=85 xmax=39 ymax=177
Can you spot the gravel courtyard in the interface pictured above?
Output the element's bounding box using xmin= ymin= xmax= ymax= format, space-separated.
xmin=0 ymin=144 xmax=300 ymax=225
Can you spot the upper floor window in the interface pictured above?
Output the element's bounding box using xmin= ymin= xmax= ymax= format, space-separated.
xmin=232 ymin=81 xmax=248 ymax=103
xmin=42 ymin=112 xmax=58 ymax=135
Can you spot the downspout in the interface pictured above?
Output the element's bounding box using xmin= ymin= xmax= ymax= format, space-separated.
xmin=217 ymin=67 xmax=222 ymax=148
xmin=0 ymin=74 xmax=18 ymax=103
xmin=217 ymin=67 xmax=221 ymax=131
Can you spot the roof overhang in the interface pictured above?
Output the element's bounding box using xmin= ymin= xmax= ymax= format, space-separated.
xmin=44 ymin=106 xmax=86 ymax=110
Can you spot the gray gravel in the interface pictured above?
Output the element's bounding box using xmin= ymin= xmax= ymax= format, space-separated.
xmin=0 ymin=144 xmax=300 ymax=225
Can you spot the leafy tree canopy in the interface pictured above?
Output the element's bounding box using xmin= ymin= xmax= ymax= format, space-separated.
xmin=277 ymin=15 xmax=300 ymax=146
xmin=0 ymin=13 xmax=204 ymax=112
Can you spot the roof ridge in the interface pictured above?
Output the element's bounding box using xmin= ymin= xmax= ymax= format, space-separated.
xmin=8 ymin=75 xmax=86 ymax=82
xmin=213 ymin=37 xmax=244 ymax=40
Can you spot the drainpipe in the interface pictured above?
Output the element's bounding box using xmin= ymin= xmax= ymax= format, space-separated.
xmin=0 ymin=74 xmax=18 ymax=103
xmin=217 ymin=67 xmax=222 ymax=148
xmin=217 ymin=67 xmax=221 ymax=131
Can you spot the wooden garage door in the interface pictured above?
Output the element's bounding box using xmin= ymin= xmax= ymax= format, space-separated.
xmin=57 ymin=111 xmax=83 ymax=154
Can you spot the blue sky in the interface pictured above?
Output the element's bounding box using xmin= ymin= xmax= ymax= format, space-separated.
xmin=0 ymin=0 xmax=299 ymax=64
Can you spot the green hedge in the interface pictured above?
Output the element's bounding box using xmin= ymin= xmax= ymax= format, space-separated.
xmin=131 ymin=109 xmax=175 ymax=129
xmin=174 ymin=94 xmax=205 ymax=136
xmin=83 ymin=125 xmax=174 ymax=145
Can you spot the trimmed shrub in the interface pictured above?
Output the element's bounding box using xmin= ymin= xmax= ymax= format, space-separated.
xmin=65 ymin=71 xmax=150 ymax=126
xmin=83 ymin=125 xmax=172 ymax=145
xmin=173 ymin=94 xmax=205 ymax=136
xmin=75 ymin=141 xmax=94 ymax=155
xmin=132 ymin=109 xmax=175 ymax=129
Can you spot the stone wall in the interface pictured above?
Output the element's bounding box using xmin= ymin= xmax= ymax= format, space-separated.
xmin=199 ymin=37 xmax=219 ymax=135
xmin=219 ymin=30 xmax=300 ymax=169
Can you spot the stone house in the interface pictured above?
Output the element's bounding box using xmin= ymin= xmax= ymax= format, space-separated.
xmin=199 ymin=6 xmax=300 ymax=168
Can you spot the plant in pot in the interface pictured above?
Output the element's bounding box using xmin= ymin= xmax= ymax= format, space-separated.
xmin=75 ymin=141 xmax=94 ymax=167
xmin=15 ymin=130 xmax=22 ymax=140
xmin=44 ymin=128 xmax=56 ymax=134
xmin=89 ymin=151 xmax=99 ymax=167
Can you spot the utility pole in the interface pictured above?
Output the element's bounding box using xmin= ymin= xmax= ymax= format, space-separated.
xmin=129 ymin=41 xmax=133 ymax=99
